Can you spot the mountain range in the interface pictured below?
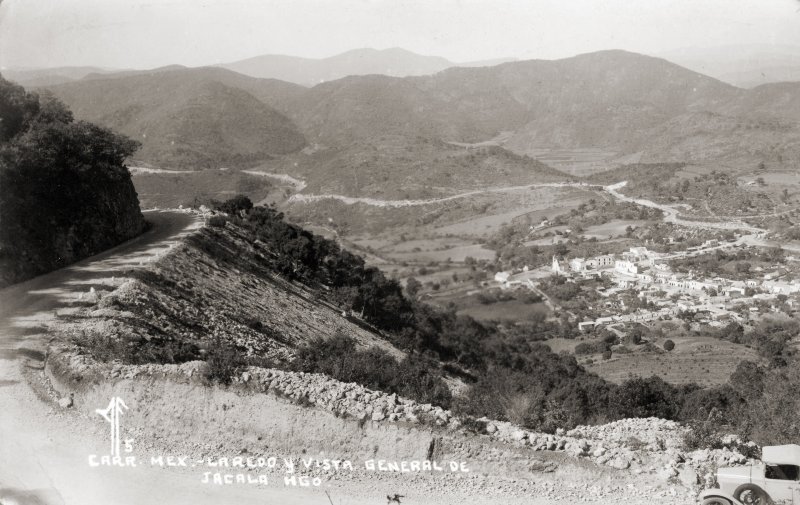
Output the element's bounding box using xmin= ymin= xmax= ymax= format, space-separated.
xmin=5 ymin=48 xmax=516 ymax=89
xmin=658 ymin=45 xmax=800 ymax=89
xmin=44 ymin=67 xmax=306 ymax=168
xmin=219 ymin=47 xmax=455 ymax=87
xmin=17 ymin=49 xmax=800 ymax=182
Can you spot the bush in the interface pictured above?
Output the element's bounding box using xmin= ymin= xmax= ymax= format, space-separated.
xmin=575 ymin=341 xmax=609 ymax=355
xmin=73 ymin=332 xmax=200 ymax=365
xmin=602 ymin=350 xmax=612 ymax=360
xmin=663 ymin=339 xmax=675 ymax=352
xmin=289 ymin=334 xmax=452 ymax=408
xmin=215 ymin=194 xmax=253 ymax=215
xmin=208 ymin=215 xmax=228 ymax=227
xmin=682 ymin=410 xmax=725 ymax=450
xmin=202 ymin=339 xmax=244 ymax=385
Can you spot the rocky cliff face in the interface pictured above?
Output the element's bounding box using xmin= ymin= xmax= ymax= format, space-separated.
xmin=0 ymin=164 xmax=146 ymax=287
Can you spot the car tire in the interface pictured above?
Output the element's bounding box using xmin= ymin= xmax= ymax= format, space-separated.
xmin=733 ymin=483 xmax=774 ymax=505
xmin=702 ymin=497 xmax=732 ymax=505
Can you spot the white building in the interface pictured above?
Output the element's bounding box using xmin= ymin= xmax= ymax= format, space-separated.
xmin=615 ymin=260 xmax=639 ymax=275
xmin=595 ymin=255 xmax=615 ymax=268
xmin=494 ymin=271 xmax=511 ymax=283
xmin=552 ymin=256 xmax=568 ymax=275
xmin=570 ymin=258 xmax=587 ymax=272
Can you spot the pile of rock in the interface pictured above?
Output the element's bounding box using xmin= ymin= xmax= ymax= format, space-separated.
xmin=480 ymin=416 xmax=751 ymax=488
xmin=242 ymin=367 xmax=453 ymax=426
xmin=568 ymin=417 xmax=688 ymax=450
xmin=483 ymin=419 xmax=638 ymax=469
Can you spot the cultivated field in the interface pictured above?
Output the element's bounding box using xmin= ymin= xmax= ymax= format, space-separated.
xmin=517 ymin=147 xmax=619 ymax=176
xmin=583 ymin=336 xmax=761 ymax=387
xmin=457 ymin=299 xmax=550 ymax=322
xmin=582 ymin=219 xmax=654 ymax=240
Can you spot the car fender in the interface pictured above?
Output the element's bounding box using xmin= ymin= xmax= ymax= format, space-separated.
xmin=699 ymin=488 xmax=745 ymax=505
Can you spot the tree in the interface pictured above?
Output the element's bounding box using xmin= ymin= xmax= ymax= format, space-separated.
xmin=405 ymin=277 xmax=421 ymax=297
xmin=663 ymin=339 xmax=675 ymax=352
xmin=216 ymin=194 xmax=253 ymax=215
xmin=0 ymin=75 xmax=40 ymax=141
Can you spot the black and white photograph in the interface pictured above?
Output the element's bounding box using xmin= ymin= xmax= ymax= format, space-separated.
xmin=2 ymin=1 xmax=800 ymax=504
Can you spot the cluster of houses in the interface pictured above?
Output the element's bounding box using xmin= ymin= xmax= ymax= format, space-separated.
xmin=552 ymin=245 xmax=800 ymax=297
xmin=547 ymin=245 xmax=800 ymax=331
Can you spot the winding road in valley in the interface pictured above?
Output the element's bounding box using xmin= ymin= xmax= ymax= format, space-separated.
xmin=287 ymin=182 xmax=576 ymax=208
xmin=603 ymin=182 xmax=765 ymax=233
xmin=284 ymin=176 xmax=767 ymax=233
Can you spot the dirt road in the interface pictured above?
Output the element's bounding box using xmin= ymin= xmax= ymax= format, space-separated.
xmin=0 ymin=211 xmax=321 ymax=505
xmin=603 ymin=182 xmax=765 ymax=233
xmin=287 ymin=182 xmax=581 ymax=207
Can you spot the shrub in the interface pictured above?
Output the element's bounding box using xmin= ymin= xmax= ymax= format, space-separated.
xmin=602 ymin=350 xmax=612 ymax=360
xmin=683 ymin=410 xmax=725 ymax=450
xmin=289 ymin=334 xmax=452 ymax=408
xmin=575 ymin=341 xmax=609 ymax=355
xmin=663 ymin=339 xmax=675 ymax=352
xmin=202 ymin=339 xmax=244 ymax=385
xmin=609 ymin=376 xmax=682 ymax=420
xmin=73 ymin=332 xmax=200 ymax=365
xmin=208 ymin=215 xmax=228 ymax=227
xmin=215 ymin=195 xmax=253 ymax=215
xmin=602 ymin=334 xmax=619 ymax=345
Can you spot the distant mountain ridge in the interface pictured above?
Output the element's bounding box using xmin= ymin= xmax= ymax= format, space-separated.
xmin=44 ymin=67 xmax=307 ymax=169
xmin=2 ymin=66 xmax=121 ymax=87
xmin=219 ymin=47 xmax=455 ymax=86
xmin=34 ymin=49 xmax=800 ymax=174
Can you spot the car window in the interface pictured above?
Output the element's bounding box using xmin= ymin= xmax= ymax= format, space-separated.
xmin=765 ymin=464 xmax=800 ymax=480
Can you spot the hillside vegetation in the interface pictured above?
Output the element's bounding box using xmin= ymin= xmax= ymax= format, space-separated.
xmin=266 ymin=139 xmax=570 ymax=198
xmin=45 ymin=68 xmax=306 ymax=169
xmin=0 ymin=76 xmax=146 ymax=287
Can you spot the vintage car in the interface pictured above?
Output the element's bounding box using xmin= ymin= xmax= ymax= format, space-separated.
xmin=701 ymin=445 xmax=800 ymax=505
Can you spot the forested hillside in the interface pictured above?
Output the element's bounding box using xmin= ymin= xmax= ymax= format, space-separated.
xmin=0 ymin=76 xmax=147 ymax=287
xmin=45 ymin=68 xmax=307 ymax=169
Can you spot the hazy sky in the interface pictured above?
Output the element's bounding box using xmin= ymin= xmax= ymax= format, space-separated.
xmin=1 ymin=0 xmax=799 ymax=69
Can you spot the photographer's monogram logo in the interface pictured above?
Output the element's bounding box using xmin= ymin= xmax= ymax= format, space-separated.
xmin=96 ymin=396 xmax=129 ymax=457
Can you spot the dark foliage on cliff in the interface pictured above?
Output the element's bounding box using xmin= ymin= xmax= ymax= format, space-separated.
xmin=0 ymin=75 xmax=147 ymax=287
xmin=290 ymin=334 xmax=453 ymax=408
